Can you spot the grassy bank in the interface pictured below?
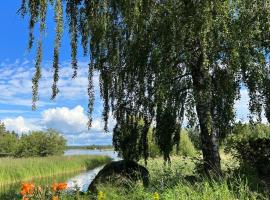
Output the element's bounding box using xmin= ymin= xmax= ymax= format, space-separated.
xmin=94 ymin=156 xmax=269 ymax=200
xmin=0 ymin=155 xmax=111 ymax=186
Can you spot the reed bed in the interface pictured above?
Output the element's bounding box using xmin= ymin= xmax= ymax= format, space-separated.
xmin=0 ymin=155 xmax=111 ymax=187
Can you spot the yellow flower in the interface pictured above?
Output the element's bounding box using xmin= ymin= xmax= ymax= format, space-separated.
xmin=97 ymin=191 xmax=105 ymax=200
xmin=153 ymin=192 xmax=160 ymax=200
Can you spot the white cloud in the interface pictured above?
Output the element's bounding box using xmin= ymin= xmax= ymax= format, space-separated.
xmin=0 ymin=60 xmax=100 ymax=107
xmin=2 ymin=116 xmax=39 ymax=133
xmin=42 ymin=105 xmax=88 ymax=133
xmin=40 ymin=105 xmax=114 ymax=145
xmin=42 ymin=105 xmax=115 ymax=134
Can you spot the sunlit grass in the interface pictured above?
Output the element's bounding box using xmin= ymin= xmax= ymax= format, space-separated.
xmin=96 ymin=155 xmax=269 ymax=200
xmin=0 ymin=155 xmax=111 ymax=187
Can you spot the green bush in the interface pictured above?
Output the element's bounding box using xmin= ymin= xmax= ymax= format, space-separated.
xmin=226 ymin=123 xmax=270 ymax=176
xmin=148 ymin=128 xmax=160 ymax=158
xmin=15 ymin=129 xmax=66 ymax=157
xmin=187 ymin=126 xmax=201 ymax=150
xmin=148 ymin=130 xmax=197 ymax=158
xmin=178 ymin=131 xmax=197 ymax=157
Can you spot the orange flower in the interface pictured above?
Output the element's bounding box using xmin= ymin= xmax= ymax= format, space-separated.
xmin=21 ymin=183 xmax=35 ymax=196
xmin=52 ymin=182 xmax=67 ymax=191
xmin=20 ymin=189 xmax=27 ymax=196
xmin=23 ymin=197 xmax=29 ymax=200
xmin=52 ymin=196 xmax=59 ymax=200
xmin=52 ymin=183 xmax=58 ymax=192
xmin=57 ymin=183 xmax=67 ymax=190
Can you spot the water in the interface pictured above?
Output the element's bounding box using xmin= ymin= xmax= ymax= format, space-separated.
xmin=64 ymin=149 xmax=119 ymax=160
xmin=0 ymin=149 xmax=119 ymax=198
xmin=64 ymin=149 xmax=119 ymax=192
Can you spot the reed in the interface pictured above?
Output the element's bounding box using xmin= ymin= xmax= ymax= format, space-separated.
xmin=0 ymin=155 xmax=111 ymax=187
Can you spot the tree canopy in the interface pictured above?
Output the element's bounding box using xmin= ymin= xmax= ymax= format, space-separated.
xmin=20 ymin=0 xmax=270 ymax=172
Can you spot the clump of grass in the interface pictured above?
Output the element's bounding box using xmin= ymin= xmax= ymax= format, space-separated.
xmin=0 ymin=155 xmax=111 ymax=186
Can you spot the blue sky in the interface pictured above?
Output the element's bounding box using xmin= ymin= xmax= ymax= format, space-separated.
xmin=0 ymin=1 xmax=113 ymax=145
xmin=0 ymin=2 xmax=263 ymax=146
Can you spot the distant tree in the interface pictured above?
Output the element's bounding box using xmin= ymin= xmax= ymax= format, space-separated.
xmin=20 ymin=0 xmax=270 ymax=174
xmin=15 ymin=129 xmax=66 ymax=157
xmin=0 ymin=121 xmax=6 ymax=135
xmin=0 ymin=133 xmax=18 ymax=157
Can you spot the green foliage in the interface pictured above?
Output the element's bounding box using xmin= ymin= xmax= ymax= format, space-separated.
xmin=96 ymin=157 xmax=268 ymax=200
xmin=148 ymin=129 xmax=197 ymax=158
xmin=187 ymin=127 xmax=202 ymax=150
xmin=226 ymin=123 xmax=270 ymax=176
xmin=0 ymin=121 xmax=6 ymax=134
xmin=148 ymin=128 xmax=160 ymax=158
xmin=113 ymin=118 xmax=149 ymax=162
xmin=178 ymin=132 xmax=197 ymax=157
xmin=0 ymin=122 xmax=18 ymax=157
xmin=20 ymin=0 xmax=270 ymax=170
xmin=0 ymin=122 xmax=66 ymax=158
xmin=15 ymin=129 xmax=66 ymax=157
xmin=0 ymin=133 xmax=18 ymax=157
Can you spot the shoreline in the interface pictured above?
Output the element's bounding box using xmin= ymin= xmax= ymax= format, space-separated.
xmin=0 ymin=155 xmax=111 ymax=188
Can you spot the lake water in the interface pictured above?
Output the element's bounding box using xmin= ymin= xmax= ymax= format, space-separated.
xmin=64 ymin=149 xmax=119 ymax=192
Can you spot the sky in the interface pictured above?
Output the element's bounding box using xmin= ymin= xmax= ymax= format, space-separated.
xmin=0 ymin=2 xmax=265 ymax=146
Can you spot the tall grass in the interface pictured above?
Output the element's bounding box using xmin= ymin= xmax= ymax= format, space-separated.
xmin=96 ymin=156 xmax=269 ymax=200
xmin=0 ymin=155 xmax=111 ymax=186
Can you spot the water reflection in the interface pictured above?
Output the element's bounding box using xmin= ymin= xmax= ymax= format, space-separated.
xmin=65 ymin=149 xmax=119 ymax=192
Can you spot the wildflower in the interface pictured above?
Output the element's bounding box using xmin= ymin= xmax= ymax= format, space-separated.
xmin=38 ymin=186 xmax=42 ymax=193
xmin=57 ymin=183 xmax=67 ymax=190
xmin=23 ymin=197 xmax=29 ymax=200
xmin=20 ymin=190 xmax=27 ymax=196
xmin=52 ymin=196 xmax=59 ymax=200
xmin=52 ymin=183 xmax=58 ymax=191
xmin=52 ymin=182 xmax=67 ymax=191
xmin=153 ymin=192 xmax=160 ymax=200
xmin=97 ymin=191 xmax=105 ymax=200
xmin=20 ymin=183 xmax=35 ymax=196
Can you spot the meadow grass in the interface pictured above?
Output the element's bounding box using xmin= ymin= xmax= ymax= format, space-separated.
xmin=0 ymin=155 xmax=111 ymax=187
xmin=95 ymin=156 xmax=269 ymax=200
xmin=2 ymin=154 xmax=269 ymax=200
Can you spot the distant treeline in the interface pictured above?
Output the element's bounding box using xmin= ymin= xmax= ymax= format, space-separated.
xmin=67 ymin=145 xmax=113 ymax=150
xmin=0 ymin=122 xmax=66 ymax=158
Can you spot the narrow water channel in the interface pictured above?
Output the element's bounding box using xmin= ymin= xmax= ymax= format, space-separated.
xmin=64 ymin=149 xmax=119 ymax=192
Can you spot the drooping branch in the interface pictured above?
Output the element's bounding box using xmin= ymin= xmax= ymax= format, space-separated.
xmin=51 ymin=0 xmax=63 ymax=100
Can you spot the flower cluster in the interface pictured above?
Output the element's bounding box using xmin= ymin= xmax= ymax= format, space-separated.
xmin=52 ymin=182 xmax=68 ymax=192
xmin=97 ymin=191 xmax=105 ymax=200
xmin=20 ymin=182 xmax=68 ymax=200
xmin=20 ymin=183 xmax=35 ymax=200
xmin=153 ymin=192 xmax=160 ymax=200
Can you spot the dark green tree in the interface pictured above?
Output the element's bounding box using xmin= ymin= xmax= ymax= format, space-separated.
xmin=20 ymin=0 xmax=270 ymax=174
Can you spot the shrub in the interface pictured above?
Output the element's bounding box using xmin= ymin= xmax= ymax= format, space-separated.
xmin=178 ymin=131 xmax=197 ymax=157
xmin=148 ymin=128 xmax=160 ymax=158
xmin=187 ymin=126 xmax=201 ymax=150
xmin=226 ymin=123 xmax=270 ymax=176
